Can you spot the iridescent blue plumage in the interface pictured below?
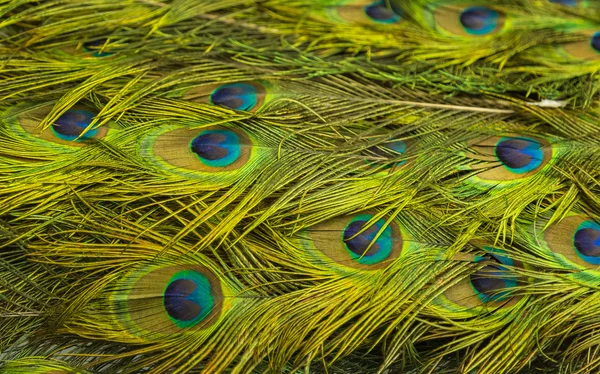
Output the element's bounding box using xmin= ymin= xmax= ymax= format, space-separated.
xmin=343 ymin=214 xmax=393 ymax=265
xmin=190 ymin=129 xmax=242 ymax=168
xmin=210 ymin=83 xmax=259 ymax=111
xmin=573 ymin=221 xmax=600 ymax=265
xmin=51 ymin=109 xmax=97 ymax=141
xmin=460 ymin=7 xmax=500 ymax=35
xmin=164 ymin=270 xmax=214 ymax=328
xmin=364 ymin=1 xmax=402 ymax=24
xmin=471 ymin=255 xmax=517 ymax=303
xmin=495 ymin=137 xmax=544 ymax=174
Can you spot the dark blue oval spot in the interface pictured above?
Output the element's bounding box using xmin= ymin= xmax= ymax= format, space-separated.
xmin=495 ymin=137 xmax=544 ymax=174
xmin=189 ymin=129 xmax=241 ymax=168
xmin=210 ymin=83 xmax=258 ymax=111
xmin=343 ymin=220 xmax=381 ymax=257
xmin=460 ymin=7 xmax=499 ymax=35
xmin=51 ymin=109 xmax=97 ymax=141
xmin=574 ymin=224 xmax=600 ymax=263
xmin=164 ymin=279 xmax=202 ymax=322
xmin=364 ymin=1 xmax=401 ymax=24
xmin=470 ymin=265 xmax=509 ymax=302
xmin=591 ymin=32 xmax=600 ymax=53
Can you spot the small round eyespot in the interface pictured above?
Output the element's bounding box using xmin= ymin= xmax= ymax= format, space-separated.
xmin=364 ymin=1 xmax=402 ymax=24
xmin=542 ymin=215 xmax=600 ymax=270
xmin=460 ymin=7 xmax=500 ymax=35
xmin=433 ymin=5 xmax=504 ymax=37
xmin=332 ymin=0 xmax=403 ymax=26
xmin=15 ymin=105 xmax=108 ymax=148
xmin=210 ymin=83 xmax=261 ymax=111
xmin=51 ymin=109 xmax=98 ymax=141
xmin=463 ymin=134 xmax=553 ymax=184
xmin=182 ymin=81 xmax=267 ymax=112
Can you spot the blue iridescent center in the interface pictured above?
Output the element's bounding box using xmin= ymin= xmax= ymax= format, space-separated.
xmin=573 ymin=220 xmax=600 ymax=265
xmin=470 ymin=255 xmax=517 ymax=303
xmin=364 ymin=1 xmax=402 ymax=24
xmin=549 ymin=0 xmax=577 ymax=6
xmin=342 ymin=214 xmax=393 ymax=264
xmin=495 ymin=137 xmax=544 ymax=174
xmin=210 ymin=83 xmax=258 ymax=111
xmin=163 ymin=270 xmax=214 ymax=328
xmin=591 ymin=32 xmax=600 ymax=53
xmin=190 ymin=129 xmax=241 ymax=168
xmin=51 ymin=109 xmax=98 ymax=141
xmin=459 ymin=6 xmax=500 ymax=35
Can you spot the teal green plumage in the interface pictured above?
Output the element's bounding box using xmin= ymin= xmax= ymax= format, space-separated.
xmin=2 ymin=1 xmax=600 ymax=374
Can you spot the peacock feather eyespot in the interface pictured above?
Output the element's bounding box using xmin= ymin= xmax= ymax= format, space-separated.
xmin=367 ymin=139 xmax=411 ymax=169
xmin=342 ymin=214 xmax=394 ymax=264
xmin=51 ymin=109 xmax=98 ymax=142
xmin=469 ymin=256 xmax=517 ymax=303
xmin=495 ymin=137 xmax=544 ymax=174
xmin=163 ymin=270 xmax=216 ymax=328
xmin=139 ymin=125 xmax=260 ymax=184
xmin=183 ymin=81 xmax=267 ymax=112
xmin=363 ymin=1 xmax=402 ymax=24
xmin=573 ymin=221 xmax=600 ymax=265
xmin=543 ymin=215 xmax=600 ymax=270
xmin=464 ymin=134 xmax=553 ymax=184
xmin=297 ymin=211 xmax=408 ymax=270
xmin=15 ymin=105 xmax=108 ymax=147
xmin=562 ymin=30 xmax=600 ymax=60
xmin=82 ymin=38 xmax=113 ymax=57
xmin=331 ymin=0 xmax=403 ymax=25
xmin=440 ymin=253 xmax=521 ymax=312
xmin=433 ymin=5 xmax=505 ymax=37
xmin=190 ymin=129 xmax=243 ymax=168
xmin=113 ymin=264 xmax=224 ymax=337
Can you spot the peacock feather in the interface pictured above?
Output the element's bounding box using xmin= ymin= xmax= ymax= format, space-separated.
xmin=1 ymin=1 xmax=600 ymax=373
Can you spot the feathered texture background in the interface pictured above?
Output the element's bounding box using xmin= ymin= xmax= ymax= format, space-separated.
xmin=1 ymin=0 xmax=600 ymax=373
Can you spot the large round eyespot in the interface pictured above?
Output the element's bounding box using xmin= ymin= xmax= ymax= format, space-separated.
xmin=113 ymin=264 xmax=223 ymax=338
xmin=163 ymin=270 xmax=216 ymax=328
xmin=83 ymin=38 xmax=113 ymax=57
xmin=495 ymin=137 xmax=544 ymax=174
xmin=543 ymin=215 xmax=600 ymax=269
xmin=16 ymin=105 xmax=108 ymax=147
xmin=563 ymin=30 xmax=600 ymax=60
xmin=51 ymin=109 xmax=98 ymax=141
xmin=189 ymin=129 xmax=242 ymax=168
xmin=433 ymin=5 xmax=504 ymax=37
xmin=297 ymin=212 xmax=408 ymax=270
xmin=464 ymin=135 xmax=553 ymax=184
xmin=142 ymin=125 xmax=252 ymax=172
xmin=441 ymin=253 xmax=521 ymax=311
xmin=182 ymin=81 xmax=267 ymax=112
xmin=332 ymin=0 xmax=403 ymax=25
